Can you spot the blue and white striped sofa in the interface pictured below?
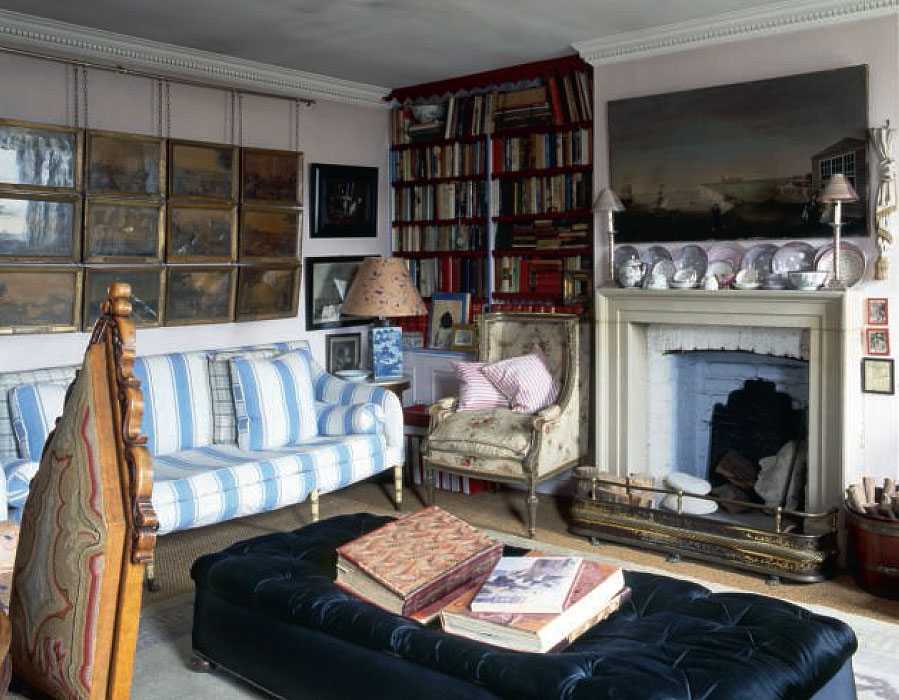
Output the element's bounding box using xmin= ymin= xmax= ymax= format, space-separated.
xmin=0 ymin=340 xmax=403 ymax=538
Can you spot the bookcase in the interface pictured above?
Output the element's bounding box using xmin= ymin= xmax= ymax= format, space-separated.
xmin=388 ymin=55 xmax=593 ymax=340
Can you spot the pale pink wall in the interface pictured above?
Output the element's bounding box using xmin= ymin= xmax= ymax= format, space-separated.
xmin=591 ymin=16 xmax=899 ymax=486
xmin=0 ymin=51 xmax=391 ymax=371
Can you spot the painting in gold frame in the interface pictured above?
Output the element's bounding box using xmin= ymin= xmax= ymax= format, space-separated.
xmin=0 ymin=266 xmax=82 ymax=334
xmin=563 ymin=270 xmax=591 ymax=304
xmin=83 ymin=266 xmax=164 ymax=330
xmin=164 ymin=266 xmax=235 ymax=326
xmin=84 ymin=198 xmax=165 ymax=263
xmin=0 ymin=193 xmax=81 ymax=262
xmin=242 ymin=148 xmax=303 ymax=206
xmin=86 ymin=130 xmax=166 ymax=197
xmin=449 ymin=323 xmax=478 ymax=352
xmin=0 ymin=118 xmax=82 ymax=193
xmin=239 ymin=206 xmax=301 ymax=262
xmin=167 ymin=202 xmax=237 ymax=262
xmin=169 ymin=140 xmax=238 ymax=202
xmin=235 ymin=264 xmax=300 ymax=321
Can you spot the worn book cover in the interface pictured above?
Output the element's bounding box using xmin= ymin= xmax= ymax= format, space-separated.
xmin=470 ymin=556 xmax=583 ymax=614
xmin=336 ymin=506 xmax=502 ymax=617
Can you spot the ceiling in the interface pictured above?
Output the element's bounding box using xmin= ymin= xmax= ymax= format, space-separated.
xmin=0 ymin=0 xmax=787 ymax=89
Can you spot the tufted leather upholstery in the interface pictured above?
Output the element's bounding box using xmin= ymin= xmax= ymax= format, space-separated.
xmin=191 ymin=513 xmax=857 ymax=700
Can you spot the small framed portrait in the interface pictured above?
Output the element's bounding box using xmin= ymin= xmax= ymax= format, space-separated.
xmin=242 ymin=148 xmax=303 ymax=206
xmin=86 ymin=130 xmax=166 ymax=197
xmin=867 ymin=297 xmax=889 ymax=325
xmin=563 ymin=270 xmax=592 ymax=304
xmin=401 ymin=331 xmax=425 ymax=350
xmin=164 ymin=266 xmax=235 ymax=326
xmin=327 ymin=332 xmax=362 ymax=373
xmin=866 ymin=328 xmax=890 ymax=356
xmin=235 ymin=264 xmax=300 ymax=321
xmin=304 ymin=255 xmax=369 ymax=330
xmin=0 ymin=265 xmax=82 ymax=334
xmin=0 ymin=193 xmax=81 ymax=262
xmin=239 ymin=206 xmax=301 ymax=262
xmin=428 ymin=291 xmax=470 ymax=349
xmin=0 ymin=118 xmax=82 ymax=193
xmin=83 ymin=266 xmax=164 ymax=330
xmin=169 ymin=139 xmax=238 ymax=202
xmin=862 ymin=357 xmax=894 ymax=395
xmin=84 ymin=198 xmax=165 ymax=262
xmin=449 ymin=323 xmax=478 ymax=352
xmin=167 ymin=202 xmax=237 ymax=262
xmin=310 ymin=163 xmax=377 ymax=238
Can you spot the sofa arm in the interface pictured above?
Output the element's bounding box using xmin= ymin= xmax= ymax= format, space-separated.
xmin=315 ymin=402 xmax=386 ymax=437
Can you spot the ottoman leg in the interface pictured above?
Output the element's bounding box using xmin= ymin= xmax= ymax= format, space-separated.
xmin=145 ymin=560 xmax=160 ymax=592
xmin=190 ymin=653 xmax=216 ymax=673
xmin=309 ymin=489 xmax=319 ymax=522
xmin=393 ymin=464 xmax=403 ymax=510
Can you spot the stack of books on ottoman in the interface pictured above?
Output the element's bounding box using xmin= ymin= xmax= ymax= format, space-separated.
xmin=335 ymin=507 xmax=628 ymax=653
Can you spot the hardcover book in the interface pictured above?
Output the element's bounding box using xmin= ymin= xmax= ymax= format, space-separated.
xmin=335 ymin=506 xmax=502 ymax=619
xmin=470 ymin=556 xmax=584 ymax=614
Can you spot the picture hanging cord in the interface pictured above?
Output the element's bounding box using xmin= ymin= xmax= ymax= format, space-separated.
xmin=237 ymin=92 xmax=243 ymax=147
xmin=165 ymin=80 xmax=171 ymax=138
xmin=156 ymin=79 xmax=164 ymax=137
xmin=294 ymin=98 xmax=300 ymax=152
xmin=81 ymin=65 xmax=89 ymax=129
xmin=229 ymin=90 xmax=235 ymax=145
xmin=71 ymin=64 xmax=79 ymax=127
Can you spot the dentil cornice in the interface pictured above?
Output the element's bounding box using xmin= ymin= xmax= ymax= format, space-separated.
xmin=0 ymin=9 xmax=391 ymax=107
xmin=574 ymin=0 xmax=899 ymax=65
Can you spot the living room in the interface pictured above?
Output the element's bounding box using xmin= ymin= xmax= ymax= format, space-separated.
xmin=0 ymin=1 xmax=897 ymax=699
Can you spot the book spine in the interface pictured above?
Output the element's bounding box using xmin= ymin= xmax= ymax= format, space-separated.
xmin=547 ymin=587 xmax=631 ymax=653
xmin=402 ymin=543 xmax=502 ymax=616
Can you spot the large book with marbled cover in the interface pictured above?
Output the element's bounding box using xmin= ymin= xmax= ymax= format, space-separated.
xmin=336 ymin=506 xmax=502 ymax=618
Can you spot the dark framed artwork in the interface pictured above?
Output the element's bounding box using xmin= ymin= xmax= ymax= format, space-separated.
xmin=83 ymin=266 xmax=164 ymax=330
xmin=861 ymin=357 xmax=894 ymax=395
xmin=84 ymin=199 xmax=165 ymax=262
xmin=86 ymin=130 xmax=166 ymax=196
xmin=169 ymin=140 xmax=238 ymax=201
xmin=235 ymin=264 xmax=300 ymax=321
xmin=167 ymin=202 xmax=237 ymax=262
xmin=0 ymin=266 xmax=82 ymax=334
xmin=310 ymin=163 xmax=377 ymax=238
xmin=242 ymin=148 xmax=303 ymax=206
xmin=304 ymin=255 xmax=369 ymax=330
xmin=326 ymin=332 xmax=362 ymax=373
xmin=428 ymin=291 xmax=470 ymax=349
xmin=608 ymin=65 xmax=869 ymax=243
xmin=0 ymin=118 xmax=82 ymax=193
xmin=0 ymin=193 xmax=81 ymax=262
xmin=164 ymin=266 xmax=235 ymax=326
xmin=239 ymin=206 xmax=301 ymax=262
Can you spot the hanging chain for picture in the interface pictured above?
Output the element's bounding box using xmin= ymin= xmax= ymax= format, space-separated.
xmin=237 ymin=92 xmax=244 ymax=147
xmin=81 ymin=66 xmax=89 ymax=129
xmin=294 ymin=98 xmax=301 ymax=152
xmin=165 ymin=80 xmax=171 ymax=138
xmin=229 ymin=90 xmax=236 ymax=145
xmin=156 ymin=79 xmax=164 ymax=138
xmin=71 ymin=65 xmax=79 ymax=127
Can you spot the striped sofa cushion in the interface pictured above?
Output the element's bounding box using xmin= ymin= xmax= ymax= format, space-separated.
xmin=133 ymin=352 xmax=214 ymax=457
xmin=230 ymin=350 xmax=318 ymax=450
xmin=1 ymin=458 xmax=30 ymax=514
xmin=316 ymin=402 xmax=383 ymax=436
xmin=0 ymin=366 xmax=76 ymax=464
xmin=8 ymin=383 xmax=67 ymax=460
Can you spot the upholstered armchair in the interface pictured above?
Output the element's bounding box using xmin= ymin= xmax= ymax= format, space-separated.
xmin=422 ymin=312 xmax=581 ymax=537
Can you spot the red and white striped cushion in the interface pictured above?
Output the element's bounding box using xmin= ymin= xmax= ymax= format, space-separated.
xmin=453 ymin=362 xmax=510 ymax=411
xmin=480 ymin=346 xmax=560 ymax=413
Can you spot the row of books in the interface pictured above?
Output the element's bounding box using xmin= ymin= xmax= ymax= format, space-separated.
xmin=496 ymin=255 xmax=586 ymax=294
xmin=392 ymin=223 xmax=487 ymax=253
xmin=497 ymin=219 xmax=590 ymax=250
xmin=335 ymin=507 xmax=626 ymax=653
xmin=392 ymin=141 xmax=487 ymax=182
xmin=405 ymin=256 xmax=489 ymax=299
xmin=492 ymin=128 xmax=592 ymax=173
xmin=392 ymin=93 xmax=495 ymax=145
xmin=393 ymin=181 xmax=488 ymax=222
xmin=491 ymin=172 xmax=592 ymax=217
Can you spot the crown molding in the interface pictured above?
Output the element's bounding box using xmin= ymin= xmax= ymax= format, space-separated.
xmin=574 ymin=0 xmax=899 ymax=65
xmin=0 ymin=9 xmax=391 ymax=107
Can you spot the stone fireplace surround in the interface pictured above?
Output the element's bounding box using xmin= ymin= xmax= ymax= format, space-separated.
xmin=595 ymin=288 xmax=850 ymax=516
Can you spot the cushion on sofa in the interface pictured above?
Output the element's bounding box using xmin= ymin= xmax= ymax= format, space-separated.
xmin=3 ymin=458 xmax=37 ymax=512
xmin=453 ymin=361 xmax=510 ymax=411
xmin=9 ymin=382 xmax=67 ymax=460
xmin=133 ymin=352 xmax=214 ymax=457
xmin=316 ymin=403 xmax=383 ymax=436
xmin=480 ymin=346 xmax=560 ymax=413
xmin=230 ymin=350 xmax=318 ymax=450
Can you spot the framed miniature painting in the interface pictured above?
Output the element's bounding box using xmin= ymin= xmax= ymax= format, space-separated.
xmin=83 ymin=266 xmax=164 ymax=329
xmin=242 ymin=148 xmax=303 ymax=206
xmin=239 ymin=206 xmax=301 ymax=261
xmin=867 ymin=297 xmax=888 ymax=325
xmin=866 ymin=327 xmax=890 ymax=356
xmin=401 ymin=331 xmax=424 ymax=350
xmin=0 ymin=118 xmax=82 ymax=193
xmin=169 ymin=140 xmax=238 ymax=201
xmin=862 ymin=357 xmax=894 ymax=395
xmin=164 ymin=266 xmax=235 ymax=325
xmin=310 ymin=163 xmax=377 ymax=238
xmin=0 ymin=194 xmax=81 ymax=262
xmin=0 ymin=266 xmax=82 ymax=334
xmin=235 ymin=264 xmax=300 ymax=321
xmin=304 ymin=255 xmax=368 ymax=330
xmin=86 ymin=130 xmax=165 ymax=196
xmin=167 ymin=202 xmax=237 ymax=262
xmin=84 ymin=199 xmax=165 ymax=262
xmin=449 ymin=323 xmax=478 ymax=352
xmin=428 ymin=291 xmax=470 ymax=349
xmin=326 ymin=332 xmax=362 ymax=373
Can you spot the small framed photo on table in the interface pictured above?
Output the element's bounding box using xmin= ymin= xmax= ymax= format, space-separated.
xmin=449 ymin=323 xmax=478 ymax=352
xmin=862 ymin=357 xmax=894 ymax=395
xmin=326 ymin=332 xmax=362 ymax=373
xmin=865 ymin=328 xmax=890 ymax=356
xmin=867 ymin=297 xmax=889 ymax=325
xmin=428 ymin=291 xmax=470 ymax=349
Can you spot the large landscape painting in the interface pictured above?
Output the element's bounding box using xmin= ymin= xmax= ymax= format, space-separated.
xmin=608 ymin=65 xmax=868 ymax=242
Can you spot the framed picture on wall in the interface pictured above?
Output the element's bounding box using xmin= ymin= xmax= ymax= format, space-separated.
xmin=169 ymin=140 xmax=238 ymax=202
xmin=239 ymin=206 xmax=301 ymax=262
xmin=0 ymin=193 xmax=81 ymax=262
xmin=310 ymin=163 xmax=377 ymax=238
xmin=0 ymin=266 xmax=83 ymax=334
xmin=235 ymin=264 xmax=300 ymax=321
xmin=866 ymin=327 xmax=890 ymax=356
xmin=84 ymin=199 xmax=165 ymax=262
xmin=86 ymin=131 xmax=166 ymax=197
xmin=304 ymin=255 xmax=369 ymax=330
xmin=167 ymin=202 xmax=237 ymax=262
xmin=862 ymin=357 xmax=894 ymax=395
xmin=83 ymin=266 xmax=164 ymax=329
xmin=867 ymin=297 xmax=888 ymax=325
xmin=242 ymin=148 xmax=303 ymax=206
xmin=428 ymin=291 xmax=470 ymax=349
xmin=164 ymin=266 xmax=235 ymax=325
xmin=0 ymin=118 xmax=82 ymax=193
xmin=326 ymin=332 xmax=362 ymax=373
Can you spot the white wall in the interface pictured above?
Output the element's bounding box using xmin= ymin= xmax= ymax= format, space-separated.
xmin=0 ymin=51 xmax=391 ymax=371
xmin=590 ymin=16 xmax=899 ymax=487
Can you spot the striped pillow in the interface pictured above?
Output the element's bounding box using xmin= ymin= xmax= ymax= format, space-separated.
xmin=453 ymin=361 xmax=510 ymax=411
xmin=317 ymin=402 xmax=383 ymax=436
xmin=4 ymin=458 xmax=37 ymax=511
xmin=480 ymin=347 xmax=560 ymax=413
xmin=133 ymin=352 xmax=214 ymax=457
xmin=8 ymin=382 xmax=67 ymax=460
xmin=229 ymin=351 xmax=318 ymax=450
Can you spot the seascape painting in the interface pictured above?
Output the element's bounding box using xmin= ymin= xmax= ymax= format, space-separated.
xmin=239 ymin=207 xmax=300 ymax=261
xmin=165 ymin=267 xmax=234 ymax=325
xmin=0 ymin=122 xmax=80 ymax=191
xmin=235 ymin=265 xmax=299 ymax=320
xmin=608 ymin=65 xmax=868 ymax=242
xmin=0 ymin=196 xmax=78 ymax=261
xmin=84 ymin=268 xmax=163 ymax=329
xmin=170 ymin=142 xmax=237 ymax=200
xmin=85 ymin=200 xmax=164 ymax=261
xmin=0 ymin=267 xmax=81 ymax=332
xmin=87 ymin=132 xmax=164 ymax=195
xmin=168 ymin=204 xmax=236 ymax=262
xmin=242 ymin=149 xmax=302 ymax=205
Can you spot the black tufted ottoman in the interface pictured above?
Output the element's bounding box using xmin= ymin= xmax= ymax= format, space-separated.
xmin=190 ymin=513 xmax=858 ymax=700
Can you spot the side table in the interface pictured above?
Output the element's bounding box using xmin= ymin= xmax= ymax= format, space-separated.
xmin=368 ymin=378 xmax=410 ymax=401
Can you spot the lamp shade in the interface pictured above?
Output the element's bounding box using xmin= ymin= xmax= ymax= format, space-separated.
xmin=820 ymin=174 xmax=859 ymax=203
xmin=341 ymin=257 xmax=427 ymax=318
xmin=594 ymin=187 xmax=625 ymax=213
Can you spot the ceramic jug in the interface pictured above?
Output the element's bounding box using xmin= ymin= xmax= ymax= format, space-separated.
xmin=618 ymin=260 xmax=646 ymax=288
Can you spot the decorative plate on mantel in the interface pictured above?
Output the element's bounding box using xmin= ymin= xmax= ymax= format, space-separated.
xmin=741 ymin=244 xmax=778 ymax=274
xmin=815 ymin=242 xmax=866 ymax=287
xmin=772 ymin=241 xmax=816 ymax=274
xmin=707 ymin=242 xmax=744 ymax=273
xmin=673 ymin=244 xmax=708 ymax=280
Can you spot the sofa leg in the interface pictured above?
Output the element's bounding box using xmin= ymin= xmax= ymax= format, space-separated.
xmin=310 ymin=489 xmax=319 ymax=522
xmin=392 ymin=464 xmax=403 ymax=510
xmin=145 ymin=561 xmax=160 ymax=592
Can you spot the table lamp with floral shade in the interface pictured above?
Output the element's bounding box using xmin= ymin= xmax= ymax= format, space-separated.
xmin=819 ymin=173 xmax=859 ymax=290
xmin=341 ymin=257 xmax=427 ymax=380
xmin=594 ymin=187 xmax=625 ymax=286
